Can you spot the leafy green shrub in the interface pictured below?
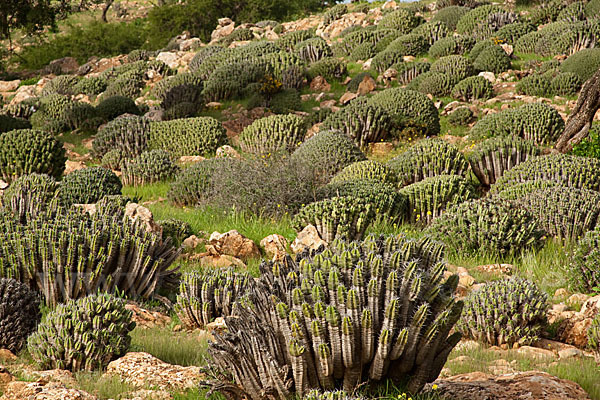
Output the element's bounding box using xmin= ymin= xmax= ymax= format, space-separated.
xmin=430 ymin=55 xmax=475 ymax=85
xmin=121 ymin=150 xmax=179 ymax=186
xmin=389 ymin=138 xmax=468 ymax=187
xmin=59 ymin=167 xmax=122 ymax=205
xmin=458 ymin=278 xmax=548 ymax=346
xmin=1 ymin=173 xmax=59 ymax=222
xmin=18 ymin=20 xmax=147 ymax=70
xmin=379 ymin=9 xmax=423 ymax=33
xmin=157 ymin=218 xmax=192 ymax=246
xmin=41 ymin=75 xmax=80 ymax=96
xmin=457 ymin=5 xmax=504 ymax=35
xmin=30 ymin=94 xmax=98 ymax=134
xmin=400 ymin=175 xmax=476 ymax=225
xmin=290 ymin=131 xmax=366 ymax=185
xmin=93 ymin=116 xmax=150 ymax=158
xmin=569 ymin=227 xmax=600 ymax=293
xmin=0 ymin=129 xmax=66 ymax=183
xmin=168 ymin=158 xmax=232 ymax=206
xmin=516 ymin=74 xmax=551 ymax=97
xmin=518 ymin=186 xmax=600 ymax=240
xmin=428 ymin=198 xmax=544 ymax=255
xmin=321 ymin=98 xmax=391 ymax=149
xmin=0 ymin=115 xmax=30 ymax=133
xmin=429 ymin=36 xmax=475 ymax=58
xmin=452 ymin=76 xmax=494 ymax=101
xmin=559 ymin=48 xmax=600 ymax=81
xmin=307 ymin=57 xmax=347 ymax=80
xmin=491 ymin=154 xmax=600 ymax=193
xmin=95 ymin=95 xmax=141 ymax=121
xmin=473 ymin=45 xmax=511 ymax=73
xmin=368 ymin=88 xmax=440 ymax=136
xmin=175 ymin=269 xmax=251 ymax=329
xmin=316 ymin=179 xmax=407 ymax=222
xmin=0 ymin=278 xmax=41 ymax=353
xmin=495 ymin=22 xmax=536 ymax=45
xmin=447 ymin=107 xmax=474 ymax=126
xmin=295 ymin=37 xmax=332 ymax=63
xmin=572 ymin=125 xmax=600 ymax=159
xmin=467 ymin=135 xmax=540 ymax=187
xmin=208 ymin=234 xmax=463 ymax=397
xmin=411 ymin=71 xmax=453 ymax=97
xmin=550 ymin=72 xmax=582 ymax=96
xmin=330 ymin=160 xmax=397 ymax=186
xmin=149 ymin=117 xmax=228 ymax=158
xmin=432 ymin=5 xmax=470 ymax=30
xmin=28 ymin=293 xmax=135 ymax=371
xmin=239 ymin=114 xmax=307 ymax=155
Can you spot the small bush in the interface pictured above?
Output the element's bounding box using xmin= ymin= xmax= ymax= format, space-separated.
xmin=93 ymin=115 xmax=150 ymax=158
xmin=378 ymin=9 xmax=423 ymax=33
xmin=239 ymin=114 xmax=306 ymax=155
xmin=572 ymin=125 xmax=600 ymax=159
xmin=432 ymin=5 xmax=470 ymax=30
xmin=412 ymin=71 xmax=453 ymax=97
xmin=560 ymin=48 xmax=600 ymax=81
xmin=59 ymin=167 xmax=122 ymax=205
xmin=307 ymin=57 xmax=347 ymax=80
xmin=95 ymin=95 xmax=141 ymax=121
xmin=516 ymin=74 xmax=551 ymax=97
xmin=430 ymin=55 xmax=475 ymax=84
xmin=447 ymin=107 xmax=474 ymax=126
xmin=0 ymin=115 xmax=31 ymax=133
xmin=0 ymin=278 xmax=41 ymax=353
xmin=330 ymin=160 xmax=397 ymax=186
xmin=550 ymin=72 xmax=582 ymax=96
xmin=473 ymin=45 xmax=511 ymax=73
xmin=168 ymin=159 xmax=232 ymax=206
xmin=158 ymin=219 xmax=192 ymax=246
xmin=149 ymin=117 xmax=228 ymax=158
xmin=429 ymin=36 xmax=475 ymax=58
xmin=121 ymin=150 xmax=179 ymax=186
xmin=452 ymin=76 xmax=494 ymax=101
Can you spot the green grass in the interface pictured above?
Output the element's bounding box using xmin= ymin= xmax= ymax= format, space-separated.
xmin=130 ymin=326 xmax=209 ymax=367
xmin=76 ymin=372 xmax=138 ymax=400
xmin=58 ymin=130 xmax=95 ymax=156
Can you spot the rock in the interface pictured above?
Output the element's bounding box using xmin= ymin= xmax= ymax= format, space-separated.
xmin=501 ymin=43 xmax=514 ymax=56
xmin=216 ymin=145 xmax=241 ymax=159
xmin=194 ymin=253 xmax=246 ymax=268
xmin=0 ymin=380 xmax=96 ymax=400
xmin=517 ymin=346 xmax=555 ymax=360
xmin=550 ymin=295 xmax=600 ymax=347
xmin=357 ymin=75 xmax=376 ymax=95
xmin=0 ymin=181 xmax=8 ymax=191
xmin=125 ymin=302 xmax=171 ymax=329
xmin=320 ymin=99 xmax=337 ymax=109
xmin=178 ymin=155 xmax=205 ymax=165
xmin=124 ymin=203 xmax=162 ymax=235
xmin=567 ymin=293 xmax=589 ymax=307
xmin=156 ymin=52 xmax=179 ymax=69
xmin=554 ymin=288 xmax=569 ymax=298
xmin=0 ymin=350 xmax=15 ymax=362
xmin=383 ymin=1 xmax=398 ymax=10
xmin=205 ymin=317 xmax=226 ymax=334
xmin=339 ymin=92 xmax=357 ymax=105
xmin=0 ymin=366 xmax=13 ymax=392
xmin=179 ymin=38 xmax=201 ymax=51
xmin=368 ymin=142 xmax=394 ymax=157
xmin=211 ymin=19 xmax=235 ymax=42
xmin=105 ymin=352 xmax=203 ymax=391
xmin=291 ymin=225 xmax=327 ymax=253
xmin=182 ymin=235 xmax=204 ymax=250
xmin=479 ymin=71 xmax=496 ymax=83
xmin=551 ymin=303 xmax=568 ymax=313
xmin=10 ymin=85 xmax=36 ymax=104
xmin=310 ymin=76 xmax=331 ymax=92
xmin=0 ymin=80 xmax=20 ymax=92
xmin=558 ymin=347 xmax=583 ymax=359
xmin=489 ymin=359 xmax=516 ymax=375
xmin=206 ymin=101 xmax=223 ymax=108
xmin=382 ymin=68 xmax=398 ymax=83
xmin=64 ymin=160 xmax=87 ymax=175
xmin=208 ymin=230 xmax=260 ymax=260
xmin=476 ymin=264 xmax=513 ymax=275
xmin=47 ymin=57 xmax=79 ymax=74
xmin=427 ymin=371 xmax=591 ymax=400
xmin=144 ymin=109 xmax=164 ymax=122
xmin=403 ymin=55 xmax=416 ymax=62
xmin=260 ymin=234 xmax=289 ymax=261
xmin=120 ymin=389 xmax=171 ymax=400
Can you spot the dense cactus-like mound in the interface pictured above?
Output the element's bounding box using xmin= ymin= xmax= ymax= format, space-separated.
xmin=290 ymin=131 xmax=367 ymax=185
xmin=467 ymin=135 xmax=540 ymax=186
xmin=175 ymin=268 xmax=252 ymax=329
xmin=428 ymin=198 xmax=545 ymax=255
xmin=168 ymin=158 xmax=236 ymax=206
xmin=412 ymin=21 xmax=449 ymax=46
xmin=330 ymin=160 xmax=397 ymax=186
xmin=239 ymin=114 xmax=307 ymax=155
xmin=429 ymin=36 xmax=475 ymax=58
xmin=0 ymin=204 xmax=180 ymax=305
xmin=59 ymin=167 xmax=122 ymax=205
xmin=28 ymin=293 xmax=135 ymax=371
xmin=95 ymin=95 xmax=141 ymax=121
xmin=208 ymin=234 xmax=463 ymax=398
xmin=149 ymin=117 xmax=228 ymax=158
xmin=101 ymin=147 xmax=124 ymax=170
xmin=321 ymin=98 xmax=391 ymax=150
xmin=41 ymin=75 xmax=80 ymax=96
xmin=30 ymin=94 xmax=98 ymax=134
xmin=304 ymin=390 xmax=364 ymax=400
xmin=559 ymin=48 xmax=600 ymax=81
xmin=518 ymin=186 xmax=600 ymax=240
xmin=452 ymin=76 xmax=493 ymax=101
xmin=550 ymin=72 xmax=582 ymax=96
xmin=495 ymin=22 xmax=536 ymax=45
xmin=491 ymin=154 xmax=600 ymax=194
xmin=400 ymin=175 xmax=476 ymax=225
xmin=388 ymin=138 xmax=468 ymax=187
xmin=0 ymin=129 xmax=66 ymax=183
xmin=473 ymin=45 xmax=511 ymax=74
xmin=293 ymin=196 xmax=376 ymax=241
xmin=0 ymin=114 xmax=31 ymax=133
xmin=307 ymin=58 xmax=347 ymax=80
xmin=570 ymin=227 xmax=600 ymax=293
xmin=121 ymin=150 xmax=179 ymax=186
xmin=0 ymin=278 xmax=41 ymax=353
xmin=432 ymin=5 xmax=470 ymax=30
xmin=369 ymin=88 xmax=440 ymax=136
xmin=394 ymin=61 xmax=431 ymax=85
xmin=157 ymin=218 xmax=192 ymax=246
xmin=411 ymin=71 xmax=453 ymax=97
xmin=458 ymin=278 xmax=548 ymax=346
xmin=316 ymin=180 xmax=407 ymax=222
xmin=516 ymin=74 xmax=551 ymax=97
xmin=75 ymin=75 xmax=108 ymax=96
xmin=1 ymin=173 xmax=59 ymax=222
xmin=430 ymin=55 xmax=474 ymax=84
xmin=456 ymin=5 xmax=504 ymax=35
xmin=589 ymin=313 xmax=600 ymax=356
xmin=93 ymin=115 xmax=150 ymax=158
xmin=295 ymin=37 xmax=333 ymax=63
xmin=447 ymin=107 xmax=474 ymax=126
xmin=379 ymin=8 xmax=423 ymax=33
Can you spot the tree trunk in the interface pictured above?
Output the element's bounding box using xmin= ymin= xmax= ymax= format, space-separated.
xmin=101 ymin=0 xmax=115 ymax=23
xmin=555 ymin=68 xmax=600 ymax=153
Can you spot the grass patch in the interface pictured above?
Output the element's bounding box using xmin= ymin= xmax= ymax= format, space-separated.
xmin=76 ymin=371 xmax=138 ymax=400
xmin=58 ymin=130 xmax=95 ymax=157
xmin=130 ymin=326 xmax=209 ymax=367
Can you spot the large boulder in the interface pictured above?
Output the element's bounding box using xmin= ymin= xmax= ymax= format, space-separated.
xmin=548 ymin=295 xmax=600 ymax=348
xmin=428 ymin=371 xmax=591 ymax=400
xmin=207 ymin=230 xmax=260 ymax=260
xmin=0 ymin=380 xmax=97 ymax=400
